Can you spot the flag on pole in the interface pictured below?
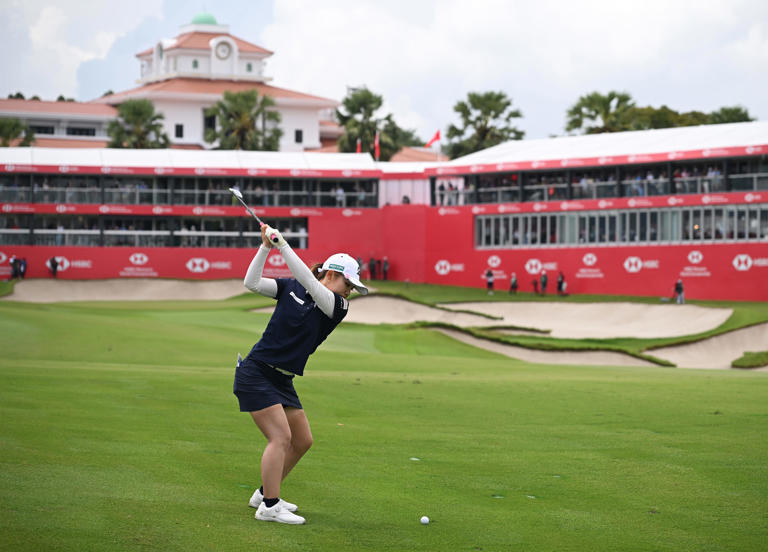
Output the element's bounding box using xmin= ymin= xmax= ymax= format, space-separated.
xmin=356 ymin=137 xmax=361 ymax=153
xmin=425 ymin=129 xmax=441 ymax=148
xmin=374 ymin=131 xmax=380 ymax=161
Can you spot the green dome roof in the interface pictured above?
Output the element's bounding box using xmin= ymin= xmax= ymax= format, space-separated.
xmin=191 ymin=12 xmax=217 ymax=25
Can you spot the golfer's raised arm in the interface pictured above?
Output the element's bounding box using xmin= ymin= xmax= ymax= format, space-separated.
xmin=243 ymin=244 xmax=278 ymax=298
xmin=264 ymin=226 xmax=336 ymax=318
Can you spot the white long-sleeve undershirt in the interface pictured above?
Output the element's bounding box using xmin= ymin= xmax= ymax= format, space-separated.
xmin=243 ymin=244 xmax=336 ymax=318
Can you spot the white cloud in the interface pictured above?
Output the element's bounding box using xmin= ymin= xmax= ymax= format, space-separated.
xmin=262 ymin=0 xmax=768 ymax=138
xmin=1 ymin=0 xmax=160 ymax=99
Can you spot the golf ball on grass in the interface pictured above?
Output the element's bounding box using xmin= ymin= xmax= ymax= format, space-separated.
xmin=420 ymin=516 xmax=430 ymax=524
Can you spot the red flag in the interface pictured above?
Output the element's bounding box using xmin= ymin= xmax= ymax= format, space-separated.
xmin=374 ymin=131 xmax=380 ymax=161
xmin=355 ymin=137 xmax=361 ymax=153
xmin=425 ymin=129 xmax=441 ymax=148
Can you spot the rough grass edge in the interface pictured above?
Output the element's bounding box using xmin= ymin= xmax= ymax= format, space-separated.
xmin=362 ymin=291 xmax=503 ymax=320
xmin=731 ymin=350 xmax=768 ymax=369
xmin=0 ymin=280 xmax=15 ymax=298
xmin=408 ymin=321 xmax=674 ymax=367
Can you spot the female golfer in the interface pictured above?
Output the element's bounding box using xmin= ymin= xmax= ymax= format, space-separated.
xmin=235 ymin=225 xmax=367 ymax=525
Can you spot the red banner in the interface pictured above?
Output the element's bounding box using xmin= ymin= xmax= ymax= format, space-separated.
xmin=2 ymin=203 xmax=766 ymax=301
xmin=0 ymin=164 xmax=381 ymax=179
xmin=427 ymin=144 xmax=768 ymax=176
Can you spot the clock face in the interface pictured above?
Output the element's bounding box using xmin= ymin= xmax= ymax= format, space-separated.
xmin=215 ymin=42 xmax=231 ymax=60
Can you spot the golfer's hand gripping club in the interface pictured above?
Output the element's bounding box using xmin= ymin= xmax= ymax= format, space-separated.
xmin=262 ymin=225 xmax=287 ymax=248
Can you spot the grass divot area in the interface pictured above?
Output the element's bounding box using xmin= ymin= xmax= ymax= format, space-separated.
xmin=732 ymin=351 xmax=768 ymax=369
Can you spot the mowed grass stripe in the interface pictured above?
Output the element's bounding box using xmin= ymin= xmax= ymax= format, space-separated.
xmin=1 ymin=299 xmax=767 ymax=551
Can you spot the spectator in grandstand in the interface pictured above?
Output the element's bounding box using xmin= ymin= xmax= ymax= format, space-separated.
xmin=674 ymin=279 xmax=685 ymax=304
xmin=335 ymin=185 xmax=345 ymax=207
xmin=48 ymin=256 xmax=59 ymax=278
xmin=382 ymin=256 xmax=389 ymax=280
xmin=540 ymin=270 xmax=548 ymax=295
xmin=355 ymin=183 xmax=366 ymax=206
xmin=485 ymin=269 xmax=494 ymax=295
xmin=509 ymin=272 xmax=518 ymax=294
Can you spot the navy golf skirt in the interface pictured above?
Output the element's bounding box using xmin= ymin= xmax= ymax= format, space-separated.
xmin=233 ymin=358 xmax=302 ymax=412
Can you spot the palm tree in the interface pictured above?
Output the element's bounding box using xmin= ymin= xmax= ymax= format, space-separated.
xmin=107 ymin=99 xmax=170 ymax=148
xmin=445 ymin=91 xmax=524 ymax=159
xmin=707 ymin=106 xmax=754 ymax=125
xmin=336 ymin=87 xmax=414 ymax=161
xmin=204 ymin=90 xmax=282 ymax=150
xmin=566 ymin=91 xmax=635 ymax=134
xmin=0 ymin=118 xmax=35 ymax=147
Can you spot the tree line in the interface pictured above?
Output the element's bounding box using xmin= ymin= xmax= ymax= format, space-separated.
xmin=0 ymin=89 xmax=755 ymax=159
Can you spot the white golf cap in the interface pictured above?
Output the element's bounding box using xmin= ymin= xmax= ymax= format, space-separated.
xmin=321 ymin=253 xmax=369 ymax=295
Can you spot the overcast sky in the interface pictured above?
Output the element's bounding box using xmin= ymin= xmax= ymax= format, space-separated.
xmin=1 ymin=0 xmax=766 ymax=141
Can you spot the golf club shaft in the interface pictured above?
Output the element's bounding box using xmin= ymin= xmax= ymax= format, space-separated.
xmin=229 ymin=189 xmax=279 ymax=244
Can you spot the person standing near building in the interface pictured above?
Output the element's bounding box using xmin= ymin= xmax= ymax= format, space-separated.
xmin=674 ymin=279 xmax=685 ymax=304
xmin=557 ymin=271 xmax=565 ymax=295
xmin=235 ymin=224 xmax=368 ymax=525
xmin=368 ymin=255 xmax=377 ymax=280
xmin=540 ymin=270 xmax=548 ymax=295
xmin=19 ymin=257 xmax=27 ymax=279
xmin=48 ymin=257 xmax=59 ymax=278
xmin=509 ymin=272 xmax=518 ymax=294
xmin=485 ymin=268 xmax=494 ymax=295
xmin=382 ymin=256 xmax=389 ymax=280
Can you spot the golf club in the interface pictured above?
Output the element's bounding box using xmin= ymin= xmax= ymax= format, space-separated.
xmin=228 ymin=187 xmax=280 ymax=244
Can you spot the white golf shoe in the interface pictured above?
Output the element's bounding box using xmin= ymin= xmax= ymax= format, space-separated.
xmin=248 ymin=488 xmax=298 ymax=512
xmin=255 ymin=502 xmax=306 ymax=525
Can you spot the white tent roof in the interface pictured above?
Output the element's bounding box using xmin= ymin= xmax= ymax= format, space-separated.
xmin=451 ymin=120 xmax=768 ymax=166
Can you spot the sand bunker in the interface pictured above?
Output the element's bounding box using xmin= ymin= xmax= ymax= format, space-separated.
xmin=3 ymin=280 xmax=763 ymax=371
xmin=438 ymin=302 xmax=732 ymax=339
xmin=437 ymin=329 xmax=655 ymax=367
xmin=651 ymin=323 xmax=768 ymax=370
xmin=1 ymin=278 xmax=246 ymax=302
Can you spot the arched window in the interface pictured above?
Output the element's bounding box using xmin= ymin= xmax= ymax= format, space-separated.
xmin=192 ymin=59 xmax=199 ymax=69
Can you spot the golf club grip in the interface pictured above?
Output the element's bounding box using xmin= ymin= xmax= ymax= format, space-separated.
xmin=270 ymin=233 xmax=279 ymax=244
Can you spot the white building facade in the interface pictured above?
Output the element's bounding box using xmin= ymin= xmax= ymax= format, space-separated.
xmin=0 ymin=12 xmax=338 ymax=152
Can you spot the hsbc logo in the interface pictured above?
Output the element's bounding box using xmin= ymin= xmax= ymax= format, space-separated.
xmin=667 ymin=197 xmax=683 ymax=206
xmin=2 ymin=204 xmax=12 ymax=212
xmin=194 ymin=168 xmax=206 ymax=175
xmin=688 ymin=251 xmax=703 ymax=264
xmin=5 ymin=164 xmax=15 ymax=171
xmin=471 ymin=205 xmax=486 ymax=214
xmin=525 ymin=258 xmax=542 ymax=275
xmin=435 ymin=260 xmax=450 ymax=275
xmin=47 ymin=256 xmax=70 ymax=271
xmin=532 ymin=202 xmax=546 ymax=212
xmin=186 ymin=257 xmax=210 ymax=273
xmin=487 ymin=255 xmax=501 ymax=268
xmin=732 ymin=254 xmax=752 ymax=272
xmin=268 ymin=255 xmax=286 ymax=267
xmin=99 ymin=205 xmax=110 ymax=213
xmin=598 ymin=200 xmax=613 ymax=209
xmin=129 ymin=253 xmax=148 ymax=265
xmin=583 ymin=253 xmax=597 ymax=266
xmin=437 ymin=207 xmax=460 ymax=215
xmin=434 ymin=260 xmax=464 ymax=275
xmin=624 ymin=256 xmax=642 ymax=273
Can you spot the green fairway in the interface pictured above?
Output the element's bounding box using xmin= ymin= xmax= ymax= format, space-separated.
xmin=1 ymin=293 xmax=767 ymax=551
